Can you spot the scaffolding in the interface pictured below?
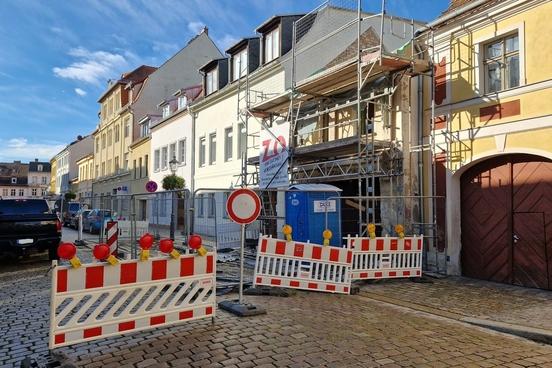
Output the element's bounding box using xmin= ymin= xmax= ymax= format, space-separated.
xmin=234 ymin=0 xmax=440 ymax=267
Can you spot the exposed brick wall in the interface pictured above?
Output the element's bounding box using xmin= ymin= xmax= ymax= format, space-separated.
xmin=479 ymin=100 xmax=520 ymax=123
xmin=434 ymin=57 xmax=447 ymax=105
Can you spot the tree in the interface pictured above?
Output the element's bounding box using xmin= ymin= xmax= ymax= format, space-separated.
xmin=162 ymin=174 xmax=185 ymax=192
xmin=64 ymin=191 xmax=76 ymax=201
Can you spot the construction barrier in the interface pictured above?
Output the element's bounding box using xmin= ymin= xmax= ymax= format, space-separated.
xmin=49 ymin=252 xmax=216 ymax=349
xmin=253 ymin=235 xmax=352 ymax=294
xmin=116 ymin=220 xmax=150 ymax=238
xmin=105 ymin=221 xmax=118 ymax=255
xmin=346 ymin=236 xmax=423 ymax=280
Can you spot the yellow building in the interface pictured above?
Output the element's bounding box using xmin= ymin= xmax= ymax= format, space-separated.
xmin=92 ymin=66 xmax=156 ymax=204
xmin=75 ymin=154 xmax=94 ymax=199
xmin=49 ymin=158 xmax=57 ymax=195
xmin=424 ymin=0 xmax=552 ymax=290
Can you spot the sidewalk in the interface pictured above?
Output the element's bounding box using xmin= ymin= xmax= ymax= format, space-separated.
xmin=358 ymin=276 xmax=552 ymax=342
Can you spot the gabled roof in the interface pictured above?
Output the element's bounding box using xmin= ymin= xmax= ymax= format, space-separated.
xmin=29 ymin=161 xmax=51 ymax=173
xmin=255 ymin=14 xmax=305 ymax=34
xmin=97 ymin=65 xmax=157 ymax=102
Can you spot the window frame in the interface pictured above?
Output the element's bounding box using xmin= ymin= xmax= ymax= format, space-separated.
xmin=232 ymin=47 xmax=248 ymax=81
xmin=154 ymin=149 xmax=160 ymax=172
xmin=199 ymin=136 xmax=206 ymax=167
xmin=178 ymin=139 xmax=186 ymax=166
xmin=178 ymin=95 xmax=188 ymax=110
xmin=264 ymin=25 xmax=280 ymax=64
xmin=209 ymin=132 xmax=217 ymax=165
xmin=205 ymin=67 xmax=218 ymax=95
xmin=224 ymin=126 xmax=233 ymax=162
xmin=161 ymin=146 xmax=168 ymax=170
xmin=162 ymin=104 xmax=171 ymax=118
xmin=483 ymin=32 xmax=520 ymax=94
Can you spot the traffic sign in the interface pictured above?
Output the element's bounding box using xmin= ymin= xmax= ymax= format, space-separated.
xmin=226 ymin=188 xmax=261 ymax=225
xmin=145 ymin=181 xmax=158 ymax=193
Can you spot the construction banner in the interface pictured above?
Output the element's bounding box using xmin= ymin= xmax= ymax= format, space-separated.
xmin=259 ymin=121 xmax=289 ymax=188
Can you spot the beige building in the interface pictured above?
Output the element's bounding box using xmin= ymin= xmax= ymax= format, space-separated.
xmin=75 ymin=154 xmax=94 ymax=199
xmin=92 ymin=65 xmax=156 ymax=203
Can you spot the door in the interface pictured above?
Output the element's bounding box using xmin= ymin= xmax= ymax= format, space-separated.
xmin=461 ymin=154 xmax=552 ymax=289
xmin=512 ymin=212 xmax=548 ymax=289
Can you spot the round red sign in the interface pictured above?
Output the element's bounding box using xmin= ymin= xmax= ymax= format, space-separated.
xmin=226 ymin=188 xmax=261 ymax=225
xmin=145 ymin=181 xmax=158 ymax=193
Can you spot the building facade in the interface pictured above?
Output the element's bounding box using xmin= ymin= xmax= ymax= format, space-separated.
xmin=0 ymin=160 xmax=51 ymax=199
xmin=28 ymin=159 xmax=51 ymax=198
xmin=425 ymin=0 xmax=552 ymax=289
xmin=75 ymin=154 xmax=94 ymax=199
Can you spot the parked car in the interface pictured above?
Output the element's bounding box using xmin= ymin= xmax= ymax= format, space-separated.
xmin=83 ymin=209 xmax=113 ymax=234
xmin=0 ymin=199 xmax=61 ymax=260
xmin=70 ymin=209 xmax=91 ymax=229
xmin=62 ymin=202 xmax=81 ymax=227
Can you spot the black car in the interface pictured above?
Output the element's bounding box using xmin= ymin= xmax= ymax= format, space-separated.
xmin=0 ymin=199 xmax=62 ymax=260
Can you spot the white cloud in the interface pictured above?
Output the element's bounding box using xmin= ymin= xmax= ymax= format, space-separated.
xmin=53 ymin=47 xmax=129 ymax=85
xmin=74 ymin=88 xmax=86 ymax=96
xmin=0 ymin=138 xmax=65 ymax=162
xmin=188 ymin=21 xmax=205 ymax=35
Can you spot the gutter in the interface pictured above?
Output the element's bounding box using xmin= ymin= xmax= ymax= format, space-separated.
xmin=415 ymin=0 xmax=490 ymax=35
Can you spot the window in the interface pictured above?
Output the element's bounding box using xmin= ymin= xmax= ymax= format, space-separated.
xmin=11 ymin=177 xmax=16 ymax=184
xmin=208 ymin=193 xmax=215 ymax=218
xmin=37 ymin=165 xmax=43 ymax=172
xmin=101 ymin=104 xmax=107 ymax=121
xmin=114 ymin=91 xmax=120 ymax=111
xmin=484 ymin=33 xmax=519 ymax=93
xmin=169 ymin=143 xmax=177 ymax=163
xmin=124 ymin=153 xmax=129 ymax=170
xmin=232 ymin=48 xmax=248 ymax=81
xmin=42 ymin=189 xmax=47 ymax=196
xmin=138 ymin=157 xmax=143 ymax=178
xmin=178 ymin=139 xmax=186 ymax=165
xmin=114 ymin=125 xmax=120 ymax=142
xmin=237 ymin=123 xmax=247 ymax=159
xmin=42 ymin=176 xmax=47 ymax=184
xmin=101 ymin=133 xmax=106 ymax=149
xmin=10 ymin=189 xmax=16 ymax=196
xmin=114 ymin=156 xmax=120 ymax=173
xmin=205 ymin=68 xmax=218 ymax=95
xmin=124 ymin=117 xmax=130 ymax=138
xmin=133 ymin=160 xmax=137 ymax=179
xmin=162 ymin=104 xmax=170 ymax=118
xmin=209 ymin=133 xmax=216 ymax=165
xmin=140 ymin=120 xmax=150 ymax=137
xmin=161 ymin=146 xmax=168 ymax=170
xmin=264 ymin=26 xmax=280 ymax=63
xmin=145 ymin=155 xmax=149 ymax=177
xmin=107 ymin=129 xmax=112 ymax=146
xmin=95 ymin=165 xmax=99 ymax=178
xmin=96 ymin=138 xmax=100 ymax=152
xmin=32 ymin=176 xmax=37 ymax=184
xmin=101 ymin=162 xmax=105 ymax=176
xmin=19 ymin=189 xmax=24 ymax=197
xmin=2 ymin=189 xmax=8 ymax=196
xmin=32 ymin=188 xmax=37 ymax=197
xmin=108 ymin=97 xmax=113 ymax=116
xmin=107 ymin=159 xmax=112 ymax=174
xmin=224 ymin=127 xmax=233 ymax=162
xmin=154 ymin=149 xmax=160 ymax=171
xmin=178 ymin=95 xmax=188 ymax=110
xmin=199 ymin=137 xmax=206 ymax=167
xmin=197 ymin=194 xmax=204 ymax=217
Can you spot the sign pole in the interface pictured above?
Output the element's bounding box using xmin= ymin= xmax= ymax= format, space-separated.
xmin=239 ymin=223 xmax=245 ymax=304
xmin=218 ymin=188 xmax=266 ymax=317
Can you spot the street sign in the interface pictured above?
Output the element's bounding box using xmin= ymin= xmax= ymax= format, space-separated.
xmin=226 ymin=188 xmax=261 ymax=225
xmin=145 ymin=181 xmax=158 ymax=193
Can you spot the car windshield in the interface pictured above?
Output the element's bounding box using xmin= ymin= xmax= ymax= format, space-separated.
xmin=0 ymin=200 xmax=50 ymax=215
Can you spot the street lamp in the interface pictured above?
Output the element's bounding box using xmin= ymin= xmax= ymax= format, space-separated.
xmin=168 ymin=156 xmax=178 ymax=240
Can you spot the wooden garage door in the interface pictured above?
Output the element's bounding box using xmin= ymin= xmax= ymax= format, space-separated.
xmin=461 ymin=154 xmax=552 ymax=289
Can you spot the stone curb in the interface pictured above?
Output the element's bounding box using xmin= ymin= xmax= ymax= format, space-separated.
xmin=360 ymin=290 xmax=552 ymax=345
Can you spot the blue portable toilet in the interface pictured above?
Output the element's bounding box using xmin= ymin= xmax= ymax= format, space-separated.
xmin=285 ymin=184 xmax=342 ymax=246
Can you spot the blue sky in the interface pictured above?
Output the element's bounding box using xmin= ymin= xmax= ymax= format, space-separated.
xmin=0 ymin=0 xmax=448 ymax=162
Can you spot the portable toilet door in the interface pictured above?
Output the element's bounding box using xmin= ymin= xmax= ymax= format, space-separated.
xmin=285 ymin=191 xmax=309 ymax=242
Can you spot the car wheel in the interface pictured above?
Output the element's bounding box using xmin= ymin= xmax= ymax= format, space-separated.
xmin=48 ymin=244 xmax=59 ymax=261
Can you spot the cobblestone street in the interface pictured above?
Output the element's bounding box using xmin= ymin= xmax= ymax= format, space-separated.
xmin=2 ymin=251 xmax=552 ymax=368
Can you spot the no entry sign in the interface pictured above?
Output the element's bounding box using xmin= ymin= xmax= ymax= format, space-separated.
xmin=145 ymin=181 xmax=158 ymax=193
xmin=226 ymin=188 xmax=261 ymax=225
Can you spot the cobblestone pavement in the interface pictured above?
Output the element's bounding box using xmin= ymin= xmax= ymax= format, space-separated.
xmin=359 ymin=277 xmax=552 ymax=331
xmin=3 ymin=258 xmax=552 ymax=368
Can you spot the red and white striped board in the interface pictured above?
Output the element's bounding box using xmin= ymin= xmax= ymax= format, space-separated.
xmin=346 ymin=236 xmax=423 ymax=280
xmin=106 ymin=221 xmax=118 ymax=255
xmin=253 ymin=236 xmax=352 ymax=295
xmin=49 ymin=252 xmax=216 ymax=349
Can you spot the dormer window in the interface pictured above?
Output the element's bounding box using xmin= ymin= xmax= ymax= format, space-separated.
xmin=37 ymin=164 xmax=43 ymax=172
xmin=162 ymin=104 xmax=170 ymax=118
xmin=140 ymin=119 xmax=150 ymax=137
xmin=205 ymin=68 xmax=218 ymax=95
xmin=264 ymin=26 xmax=280 ymax=63
xmin=178 ymin=95 xmax=188 ymax=110
xmin=232 ymin=48 xmax=248 ymax=81
xmin=11 ymin=177 xmax=16 ymax=184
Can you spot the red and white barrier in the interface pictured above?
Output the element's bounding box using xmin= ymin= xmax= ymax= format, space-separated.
xmin=346 ymin=236 xmax=423 ymax=280
xmin=253 ymin=236 xmax=352 ymax=294
xmin=49 ymin=252 xmax=216 ymax=349
xmin=106 ymin=221 xmax=118 ymax=255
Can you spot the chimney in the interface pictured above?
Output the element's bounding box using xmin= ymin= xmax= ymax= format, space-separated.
xmin=35 ymin=158 xmax=38 ymax=162
xmin=77 ymin=135 xmax=83 ymax=140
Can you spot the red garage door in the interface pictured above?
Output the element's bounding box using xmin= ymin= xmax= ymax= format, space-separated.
xmin=461 ymin=154 xmax=552 ymax=289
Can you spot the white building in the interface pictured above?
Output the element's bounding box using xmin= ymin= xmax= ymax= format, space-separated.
xmin=148 ymin=85 xmax=201 ymax=225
